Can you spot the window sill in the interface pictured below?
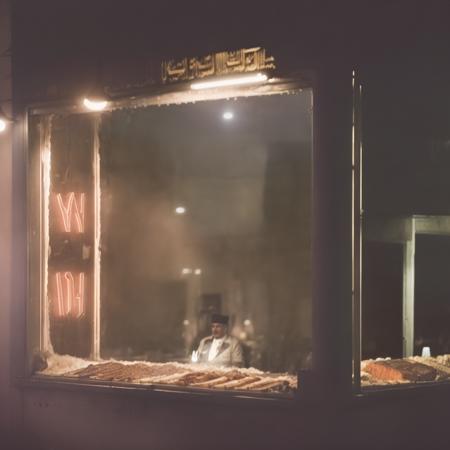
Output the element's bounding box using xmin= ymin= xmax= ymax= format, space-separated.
xmin=17 ymin=374 xmax=450 ymax=413
xmin=18 ymin=374 xmax=300 ymax=409
xmin=356 ymin=379 xmax=450 ymax=402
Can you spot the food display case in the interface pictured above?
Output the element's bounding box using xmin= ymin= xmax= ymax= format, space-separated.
xmin=27 ymin=49 xmax=314 ymax=398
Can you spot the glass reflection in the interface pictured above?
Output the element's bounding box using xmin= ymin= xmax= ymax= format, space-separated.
xmin=99 ymin=93 xmax=313 ymax=374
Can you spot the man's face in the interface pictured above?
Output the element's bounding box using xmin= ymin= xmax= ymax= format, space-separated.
xmin=211 ymin=322 xmax=227 ymax=339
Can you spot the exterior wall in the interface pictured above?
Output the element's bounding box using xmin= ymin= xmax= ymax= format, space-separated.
xmin=0 ymin=0 xmax=22 ymax=437
xmin=16 ymin=384 xmax=450 ymax=450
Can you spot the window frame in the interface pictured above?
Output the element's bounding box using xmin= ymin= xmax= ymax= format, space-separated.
xmin=25 ymin=73 xmax=315 ymax=402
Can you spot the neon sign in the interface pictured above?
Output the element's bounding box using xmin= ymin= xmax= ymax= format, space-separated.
xmin=54 ymin=271 xmax=86 ymax=318
xmin=55 ymin=192 xmax=85 ymax=233
xmin=51 ymin=192 xmax=88 ymax=319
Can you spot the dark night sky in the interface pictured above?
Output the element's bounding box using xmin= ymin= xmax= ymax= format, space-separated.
xmin=11 ymin=1 xmax=450 ymax=103
xmin=13 ymin=1 xmax=450 ymax=57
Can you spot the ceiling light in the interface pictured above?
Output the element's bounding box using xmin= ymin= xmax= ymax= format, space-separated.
xmin=0 ymin=118 xmax=6 ymax=133
xmin=191 ymin=73 xmax=268 ymax=90
xmin=222 ymin=111 xmax=233 ymax=120
xmin=175 ymin=206 xmax=186 ymax=214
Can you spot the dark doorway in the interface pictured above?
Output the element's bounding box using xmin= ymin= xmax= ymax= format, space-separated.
xmin=362 ymin=241 xmax=403 ymax=359
xmin=415 ymin=235 xmax=450 ymax=356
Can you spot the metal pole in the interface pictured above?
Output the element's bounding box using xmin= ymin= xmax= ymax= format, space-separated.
xmin=352 ymin=71 xmax=363 ymax=391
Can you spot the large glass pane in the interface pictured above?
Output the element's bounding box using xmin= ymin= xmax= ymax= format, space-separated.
xmin=361 ymin=62 xmax=450 ymax=388
xmin=31 ymin=89 xmax=313 ymax=396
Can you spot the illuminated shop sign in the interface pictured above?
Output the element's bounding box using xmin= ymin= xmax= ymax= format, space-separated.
xmin=161 ymin=47 xmax=275 ymax=84
xmin=50 ymin=192 xmax=86 ymax=319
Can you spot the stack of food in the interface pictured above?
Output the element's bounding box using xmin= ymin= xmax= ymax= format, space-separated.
xmin=361 ymin=354 xmax=450 ymax=386
xmin=43 ymin=358 xmax=297 ymax=393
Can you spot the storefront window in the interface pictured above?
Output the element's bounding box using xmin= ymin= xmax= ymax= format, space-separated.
xmin=360 ymin=62 xmax=450 ymax=388
xmin=29 ymin=85 xmax=313 ymax=396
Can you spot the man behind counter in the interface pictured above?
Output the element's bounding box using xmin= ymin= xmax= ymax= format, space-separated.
xmin=194 ymin=314 xmax=244 ymax=367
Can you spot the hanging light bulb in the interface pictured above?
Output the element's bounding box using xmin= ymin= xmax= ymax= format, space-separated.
xmin=82 ymin=80 xmax=109 ymax=112
xmin=82 ymin=59 xmax=109 ymax=112
xmin=0 ymin=107 xmax=12 ymax=133
xmin=83 ymin=97 xmax=108 ymax=112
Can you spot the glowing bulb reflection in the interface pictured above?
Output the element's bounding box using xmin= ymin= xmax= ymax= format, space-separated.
xmin=175 ymin=206 xmax=186 ymax=214
xmin=0 ymin=119 xmax=6 ymax=132
xmin=223 ymin=111 xmax=234 ymax=120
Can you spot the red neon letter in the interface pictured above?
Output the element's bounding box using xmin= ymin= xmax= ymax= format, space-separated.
xmin=55 ymin=272 xmax=85 ymax=318
xmin=56 ymin=192 xmax=85 ymax=233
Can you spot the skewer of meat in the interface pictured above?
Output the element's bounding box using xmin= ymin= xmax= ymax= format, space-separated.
xmin=191 ymin=376 xmax=230 ymax=388
xmin=68 ymin=362 xmax=119 ymax=378
xmin=147 ymin=371 xmax=191 ymax=384
xmin=213 ymin=376 xmax=261 ymax=389
xmin=64 ymin=362 xmax=108 ymax=377
xmin=92 ymin=364 xmax=130 ymax=380
xmin=242 ymin=378 xmax=288 ymax=391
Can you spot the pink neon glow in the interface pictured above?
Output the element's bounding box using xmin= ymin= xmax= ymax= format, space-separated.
xmin=56 ymin=192 xmax=85 ymax=233
xmin=54 ymin=272 xmax=85 ymax=318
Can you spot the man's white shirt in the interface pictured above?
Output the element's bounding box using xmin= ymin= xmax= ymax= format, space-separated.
xmin=208 ymin=338 xmax=224 ymax=361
